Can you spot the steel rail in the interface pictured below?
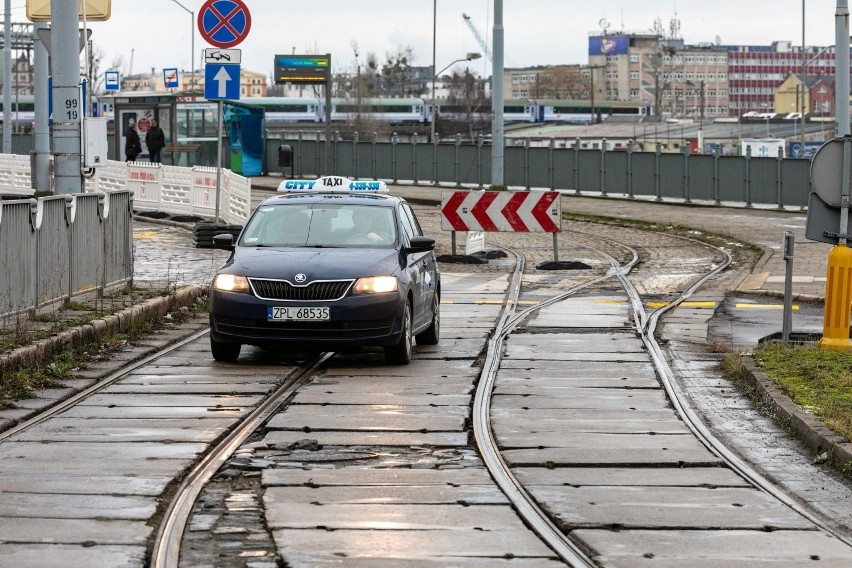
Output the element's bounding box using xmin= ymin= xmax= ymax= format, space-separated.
xmin=151 ymin=351 xmax=334 ymax=568
xmin=472 ymin=244 xmax=640 ymax=567
xmin=0 ymin=327 xmax=210 ymax=442
xmin=636 ymin=241 xmax=852 ymax=547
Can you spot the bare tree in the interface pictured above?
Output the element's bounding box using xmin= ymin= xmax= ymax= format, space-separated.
xmin=444 ymin=68 xmax=488 ymax=140
xmin=381 ymin=46 xmax=426 ymax=98
xmin=535 ymin=66 xmax=589 ymax=99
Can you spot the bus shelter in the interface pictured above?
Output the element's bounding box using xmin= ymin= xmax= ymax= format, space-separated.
xmin=108 ymin=91 xmax=265 ymax=172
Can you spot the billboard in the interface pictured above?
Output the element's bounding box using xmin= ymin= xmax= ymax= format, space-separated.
xmin=588 ymin=35 xmax=629 ymax=56
xmin=274 ymin=55 xmax=330 ymax=84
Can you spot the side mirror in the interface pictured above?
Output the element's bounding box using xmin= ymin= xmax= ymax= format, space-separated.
xmin=213 ymin=233 xmax=235 ymax=251
xmin=407 ymin=236 xmax=435 ymax=252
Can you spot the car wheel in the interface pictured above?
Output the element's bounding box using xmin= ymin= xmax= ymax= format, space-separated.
xmin=211 ymin=336 xmax=241 ymax=362
xmin=415 ymin=294 xmax=440 ymax=345
xmin=384 ymin=302 xmax=413 ymax=365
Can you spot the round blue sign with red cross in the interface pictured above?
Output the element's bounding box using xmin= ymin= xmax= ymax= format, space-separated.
xmin=197 ymin=0 xmax=252 ymax=49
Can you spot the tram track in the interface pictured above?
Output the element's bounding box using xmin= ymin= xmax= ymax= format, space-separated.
xmin=473 ymin=226 xmax=852 ymax=565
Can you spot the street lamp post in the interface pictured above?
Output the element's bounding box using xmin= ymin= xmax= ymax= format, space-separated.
xmin=430 ymin=52 xmax=481 ymax=141
xmin=169 ymin=0 xmax=195 ymax=90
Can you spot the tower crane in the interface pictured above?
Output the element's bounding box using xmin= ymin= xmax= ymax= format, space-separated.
xmin=462 ymin=13 xmax=492 ymax=62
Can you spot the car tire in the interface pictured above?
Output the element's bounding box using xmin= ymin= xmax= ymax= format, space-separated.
xmin=415 ymin=294 xmax=440 ymax=345
xmin=384 ymin=302 xmax=413 ymax=365
xmin=211 ymin=337 xmax=241 ymax=362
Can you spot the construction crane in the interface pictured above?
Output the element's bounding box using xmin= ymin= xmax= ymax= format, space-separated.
xmin=462 ymin=13 xmax=492 ymax=62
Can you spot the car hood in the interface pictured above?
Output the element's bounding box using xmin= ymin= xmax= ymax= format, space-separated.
xmin=228 ymin=247 xmax=401 ymax=281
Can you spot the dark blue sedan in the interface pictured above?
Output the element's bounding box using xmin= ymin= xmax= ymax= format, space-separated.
xmin=208 ymin=177 xmax=440 ymax=364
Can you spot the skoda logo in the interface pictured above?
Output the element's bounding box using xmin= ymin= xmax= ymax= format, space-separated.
xmin=294 ymin=273 xmax=307 ymax=284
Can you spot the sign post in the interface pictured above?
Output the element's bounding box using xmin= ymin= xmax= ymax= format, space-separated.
xmin=808 ymin=137 xmax=852 ymax=350
xmin=197 ymin=0 xmax=250 ymax=224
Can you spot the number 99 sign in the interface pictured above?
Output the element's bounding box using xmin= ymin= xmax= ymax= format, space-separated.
xmin=64 ymin=98 xmax=79 ymax=121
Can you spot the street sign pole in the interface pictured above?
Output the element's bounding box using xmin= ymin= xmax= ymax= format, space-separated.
xmin=215 ymin=100 xmax=223 ymax=224
xmin=817 ymin=0 xmax=852 ymax=350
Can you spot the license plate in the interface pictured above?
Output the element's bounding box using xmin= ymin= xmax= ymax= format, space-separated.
xmin=268 ymin=306 xmax=330 ymax=321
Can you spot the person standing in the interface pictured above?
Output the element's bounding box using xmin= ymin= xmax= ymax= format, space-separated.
xmin=145 ymin=118 xmax=166 ymax=163
xmin=125 ymin=122 xmax=142 ymax=162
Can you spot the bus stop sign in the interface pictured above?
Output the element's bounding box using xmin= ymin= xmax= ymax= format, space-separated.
xmin=197 ymin=0 xmax=251 ymax=48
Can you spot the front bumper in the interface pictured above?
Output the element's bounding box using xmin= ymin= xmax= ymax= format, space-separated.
xmin=209 ymin=288 xmax=405 ymax=348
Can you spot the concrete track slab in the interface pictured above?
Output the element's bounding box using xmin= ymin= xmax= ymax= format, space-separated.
xmin=267 ymin=405 xmax=467 ymax=432
xmin=493 ymin=418 xmax=690 ymax=436
xmin=266 ymin=503 xmax=519 ymax=530
xmin=526 ymin=315 xmax=630 ymax=328
xmin=102 ymin=383 xmax=274 ymax=394
xmin=0 ymin=493 xmax=154 ymax=520
xmin=496 ymin=360 xmax=655 ymax=373
xmin=575 ymin=529 xmax=852 ymax=566
xmin=0 ymin=458 xmax=192 ymax=476
xmin=262 ymin=430 xmax=468 ymax=447
xmin=492 ymin=390 xmax=671 ymax=410
xmin=0 ymin=545 xmax=146 ymax=568
xmin=303 ymin=381 xmax=473 ymax=395
xmin=0 ymin=441 xmax=205 ymax=461
xmin=75 ymin=394 xmax=263 ymax=408
xmin=59 ymin=405 xmax=249 ymax=419
xmin=13 ymin=423 xmax=231 ymax=443
xmin=263 ymin=468 xmax=496 ymax=487
xmin=514 ymin=466 xmax=751 ymax=487
xmin=266 ymin=485 xmax=508 ymax=505
xmin=292 ymin=392 xmax=471 ymax=406
xmin=119 ymin=373 xmax=284 ymax=384
xmin=0 ymin=518 xmax=149 ymax=544
xmin=321 ymin=360 xmax=479 ymax=377
xmin=265 ymin=558 xmax=562 ymax=567
xmin=0 ymin=473 xmax=172 ymax=495
xmin=494 ymin=377 xmax=660 ymax=390
xmin=528 ymin=485 xmax=813 ymax=529
xmin=491 ymin=407 xmax=678 ymax=424
xmin=271 ymin=528 xmax=557 ymax=560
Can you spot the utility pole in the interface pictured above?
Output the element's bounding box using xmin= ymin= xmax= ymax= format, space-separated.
xmin=50 ymin=0 xmax=83 ymax=194
xmin=33 ymin=23 xmax=49 ymax=191
xmin=491 ymin=0 xmax=504 ymax=187
xmin=3 ymin=0 xmax=11 ymax=154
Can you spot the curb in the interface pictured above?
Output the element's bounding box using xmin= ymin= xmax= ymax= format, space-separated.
xmin=741 ymin=356 xmax=852 ymax=469
xmin=0 ymin=285 xmax=204 ymax=380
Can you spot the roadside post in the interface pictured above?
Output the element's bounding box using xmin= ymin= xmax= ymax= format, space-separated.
xmin=807 ymin=138 xmax=852 ymax=350
xmin=782 ymin=232 xmax=795 ymax=342
xmin=198 ymin=0 xmax=250 ymax=224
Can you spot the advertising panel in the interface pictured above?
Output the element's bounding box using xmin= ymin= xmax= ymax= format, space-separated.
xmin=588 ymin=35 xmax=629 ymax=56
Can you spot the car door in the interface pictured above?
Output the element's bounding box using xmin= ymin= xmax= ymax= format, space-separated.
xmin=399 ymin=203 xmax=435 ymax=330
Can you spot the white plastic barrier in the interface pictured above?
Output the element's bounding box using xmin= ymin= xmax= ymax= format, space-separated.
xmin=0 ymin=154 xmax=34 ymax=195
xmin=2 ymin=155 xmax=251 ymax=225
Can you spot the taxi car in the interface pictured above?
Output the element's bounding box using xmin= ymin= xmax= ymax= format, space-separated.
xmin=208 ymin=176 xmax=440 ymax=364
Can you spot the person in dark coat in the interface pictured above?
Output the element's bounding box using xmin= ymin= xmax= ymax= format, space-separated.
xmin=125 ymin=122 xmax=142 ymax=162
xmin=145 ymin=118 xmax=166 ymax=163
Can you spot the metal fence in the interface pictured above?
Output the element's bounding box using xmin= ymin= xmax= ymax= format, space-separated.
xmin=266 ymin=134 xmax=812 ymax=208
xmin=0 ymin=191 xmax=134 ymax=319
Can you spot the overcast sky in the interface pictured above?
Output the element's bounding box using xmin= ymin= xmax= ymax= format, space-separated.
xmin=13 ymin=0 xmax=844 ymax=84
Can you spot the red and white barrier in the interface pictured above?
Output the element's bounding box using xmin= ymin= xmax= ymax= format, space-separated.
xmin=441 ymin=190 xmax=562 ymax=233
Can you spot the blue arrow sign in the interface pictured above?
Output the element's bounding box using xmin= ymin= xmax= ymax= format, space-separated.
xmin=205 ymin=64 xmax=240 ymax=100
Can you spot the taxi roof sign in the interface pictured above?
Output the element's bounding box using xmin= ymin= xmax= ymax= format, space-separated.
xmin=27 ymin=0 xmax=111 ymax=21
xmin=278 ymin=177 xmax=389 ymax=194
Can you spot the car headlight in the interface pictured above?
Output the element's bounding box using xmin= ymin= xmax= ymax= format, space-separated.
xmin=213 ymin=274 xmax=250 ymax=293
xmin=353 ymin=276 xmax=398 ymax=294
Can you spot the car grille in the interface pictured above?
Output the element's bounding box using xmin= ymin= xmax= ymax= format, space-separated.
xmin=215 ymin=317 xmax=394 ymax=339
xmin=249 ymin=278 xmax=354 ymax=301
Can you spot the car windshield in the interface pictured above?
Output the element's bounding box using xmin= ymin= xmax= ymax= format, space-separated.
xmin=240 ymin=203 xmax=397 ymax=248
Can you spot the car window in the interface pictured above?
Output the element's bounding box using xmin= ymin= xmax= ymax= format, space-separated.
xmin=398 ymin=205 xmax=416 ymax=244
xmin=240 ymin=203 xmax=397 ymax=248
xmin=401 ymin=204 xmax=423 ymax=237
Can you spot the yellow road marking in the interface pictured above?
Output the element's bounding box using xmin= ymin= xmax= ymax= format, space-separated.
xmin=736 ymin=303 xmax=799 ymax=310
